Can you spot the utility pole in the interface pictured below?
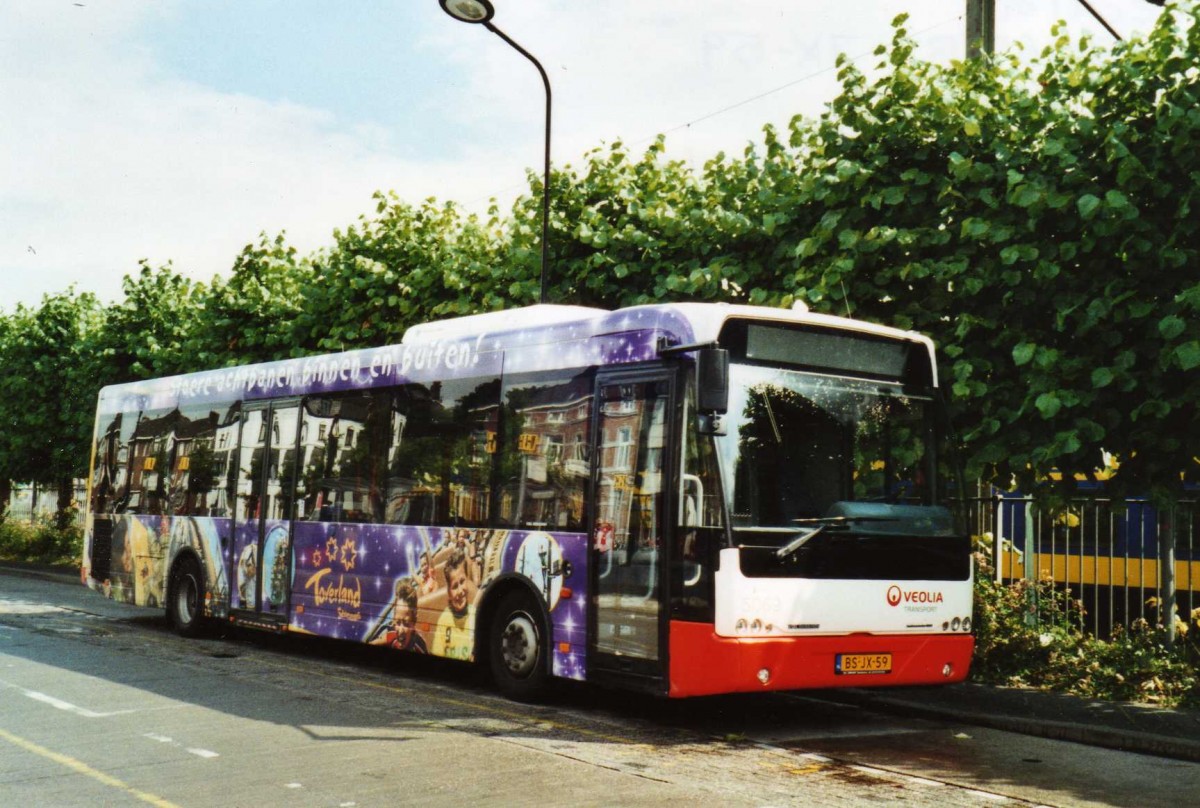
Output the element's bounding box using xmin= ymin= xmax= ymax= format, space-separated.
xmin=966 ymin=0 xmax=996 ymax=59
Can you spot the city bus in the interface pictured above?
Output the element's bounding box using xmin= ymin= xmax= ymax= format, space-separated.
xmin=82 ymin=302 xmax=973 ymax=699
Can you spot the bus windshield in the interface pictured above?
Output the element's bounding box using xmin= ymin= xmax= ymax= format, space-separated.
xmin=717 ymin=363 xmax=944 ymax=534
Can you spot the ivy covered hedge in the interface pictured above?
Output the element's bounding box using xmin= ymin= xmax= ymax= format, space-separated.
xmin=1 ymin=5 xmax=1197 ymax=513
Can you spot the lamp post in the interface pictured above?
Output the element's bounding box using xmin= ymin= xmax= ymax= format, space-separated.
xmin=439 ymin=0 xmax=553 ymax=305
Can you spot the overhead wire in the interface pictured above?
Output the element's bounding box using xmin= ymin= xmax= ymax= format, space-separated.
xmin=461 ymin=13 xmax=965 ymax=208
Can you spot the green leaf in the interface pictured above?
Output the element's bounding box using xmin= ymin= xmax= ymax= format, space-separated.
xmin=1104 ymin=189 xmax=1132 ymax=213
xmin=1077 ymin=194 xmax=1101 ymax=220
xmin=1058 ymin=431 xmax=1082 ymax=454
xmin=1158 ymin=315 xmax=1186 ymax=340
xmin=1091 ymin=367 xmax=1115 ymax=388
xmin=1035 ymin=392 xmax=1063 ymax=419
xmin=1011 ymin=185 xmax=1042 ymax=208
xmin=1176 ymin=341 xmax=1200 ymax=371
xmin=1012 ymin=343 xmax=1037 ymax=366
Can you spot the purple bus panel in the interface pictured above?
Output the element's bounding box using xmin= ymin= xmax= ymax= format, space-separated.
xmin=288 ymin=521 xmax=588 ymax=680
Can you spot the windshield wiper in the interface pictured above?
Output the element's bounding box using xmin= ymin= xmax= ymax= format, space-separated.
xmin=774 ymin=515 xmax=898 ymax=560
xmin=734 ymin=516 xmax=900 ymax=559
xmin=790 ymin=515 xmax=896 ymax=525
xmin=775 ymin=525 xmax=826 ymax=559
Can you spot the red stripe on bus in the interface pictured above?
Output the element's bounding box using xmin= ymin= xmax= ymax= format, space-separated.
xmin=667 ymin=620 xmax=973 ymax=698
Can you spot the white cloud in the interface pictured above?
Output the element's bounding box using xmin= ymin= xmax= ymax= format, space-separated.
xmin=0 ymin=3 xmax=514 ymax=308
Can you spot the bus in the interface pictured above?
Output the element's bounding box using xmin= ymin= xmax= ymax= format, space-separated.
xmin=82 ymin=302 xmax=973 ymax=699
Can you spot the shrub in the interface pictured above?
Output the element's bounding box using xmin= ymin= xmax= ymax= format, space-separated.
xmin=972 ymin=550 xmax=1200 ymax=707
xmin=0 ymin=516 xmax=82 ymax=566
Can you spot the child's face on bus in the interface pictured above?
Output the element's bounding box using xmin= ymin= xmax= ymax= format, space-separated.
xmin=447 ymin=565 xmax=468 ymax=613
xmin=393 ymin=601 xmax=415 ymax=642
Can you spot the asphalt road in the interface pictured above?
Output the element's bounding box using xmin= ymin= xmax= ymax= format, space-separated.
xmin=1 ymin=568 xmax=1198 ymax=807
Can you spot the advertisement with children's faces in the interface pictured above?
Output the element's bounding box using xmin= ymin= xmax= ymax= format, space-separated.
xmin=289 ymin=523 xmax=588 ymax=680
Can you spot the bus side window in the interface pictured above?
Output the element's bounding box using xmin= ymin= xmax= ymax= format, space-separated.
xmin=497 ymin=369 xmax=594 ymax=532
xmin=116 ymin=408 xmax=175 ymax=516
xmin=300 ymin=391 xmax=393 ymax=524
xmin=386 ymin=376 xmax=499 ymax=527
xmin=169 ymin=405 xmax=228 ymax=518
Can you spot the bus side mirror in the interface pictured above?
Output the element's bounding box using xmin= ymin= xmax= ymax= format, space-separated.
xmin=697 ymin=348 xmax=729 ymax=435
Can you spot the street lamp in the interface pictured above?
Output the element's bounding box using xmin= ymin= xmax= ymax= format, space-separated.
xmin=439 ymin=0 xmax=553 ymax=305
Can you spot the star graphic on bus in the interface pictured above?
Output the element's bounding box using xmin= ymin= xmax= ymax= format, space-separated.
xmin=311 ymin=549 xmax=322 ymax=567
xmin=340 ymin=538 xmax=358 ymax=571
xmin=326 ymin=536 xmax=340 ymax=563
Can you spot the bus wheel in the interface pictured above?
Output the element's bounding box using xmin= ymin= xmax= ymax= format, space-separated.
xmin=168 ymin=557 xmax=205 ymax=638
xmin=489 ymin=591 xmax=547 ymax=701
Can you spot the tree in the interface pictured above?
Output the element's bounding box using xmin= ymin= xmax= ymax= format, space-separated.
xmin=86 ymin=261 xmax=204 ymax=385
xmin=0 ymin=290 xmax=102 ymax=525
xmin=764 ymin=10 xmax=1198 ymax=499
xmin=184 ymin=233 xmax=312 ymax=366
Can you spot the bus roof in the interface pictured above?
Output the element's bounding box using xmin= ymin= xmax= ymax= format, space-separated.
xmin=96 ymin=302 xmax=937 ymax=415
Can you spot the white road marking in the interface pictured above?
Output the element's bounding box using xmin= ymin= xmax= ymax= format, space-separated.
xmin=0 ymin=600 xmax=68 ymax=615
xmin=22 ymin=688 xmax=137 ymax=718
xmin=141 ymin=733 xmax=219 ymax=760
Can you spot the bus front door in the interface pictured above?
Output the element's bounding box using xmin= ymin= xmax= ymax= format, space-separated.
xmin=588 ymin=373 xmax=673 ymax=690
xmin=230 ymin=400 xmax=300 ymax=625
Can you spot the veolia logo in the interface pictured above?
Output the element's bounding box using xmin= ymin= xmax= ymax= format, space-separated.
xmin=887 ymin=585 xmax=945 ymax=607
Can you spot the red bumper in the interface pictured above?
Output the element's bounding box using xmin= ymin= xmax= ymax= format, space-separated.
xmin=668 ymin=620 xmax=974 ymax=698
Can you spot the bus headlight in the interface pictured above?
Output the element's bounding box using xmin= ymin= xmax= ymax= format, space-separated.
xmin=962 ymin=616 xmax=972 ymax=632
xmin=951 ymin=617 xmax=961 ymax=631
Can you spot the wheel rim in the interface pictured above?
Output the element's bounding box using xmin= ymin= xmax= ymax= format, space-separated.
xmin=499 ymin=611 xmax=539 ymax=679
xmin=176 ymin=573 xmax=198 ymax=625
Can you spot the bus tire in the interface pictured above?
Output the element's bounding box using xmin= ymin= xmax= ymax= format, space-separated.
xmin=168 ymin=556 xmax=206 ymax=638
xmin=489 ymin=590 xmax=548 ymax=702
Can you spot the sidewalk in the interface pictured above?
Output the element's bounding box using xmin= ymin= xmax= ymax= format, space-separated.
xmin=831 ymin=681 xmax=1200 ymax=763
xmin=0 ymin=561 xmax=80 ymax=584
xmin=4 ymin=561 xmax=1198 ymax=762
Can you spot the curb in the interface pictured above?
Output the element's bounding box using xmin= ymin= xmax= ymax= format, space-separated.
xmin=0 ymin=562 xmax=79 ymax=585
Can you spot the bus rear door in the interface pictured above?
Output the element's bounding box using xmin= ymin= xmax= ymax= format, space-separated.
xmin=229 ymin=399 xmax=301 ymax=626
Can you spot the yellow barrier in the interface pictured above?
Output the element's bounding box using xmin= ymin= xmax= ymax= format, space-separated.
xmin=999 ymin=551 xmax=1200 ymax=592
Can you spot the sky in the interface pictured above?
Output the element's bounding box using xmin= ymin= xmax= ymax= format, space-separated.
xmin=0 ymin=0 xmax=1170 ymax=312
